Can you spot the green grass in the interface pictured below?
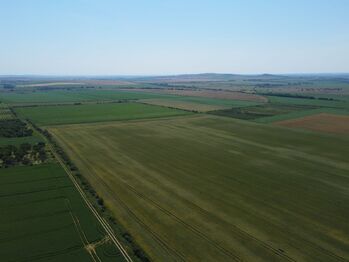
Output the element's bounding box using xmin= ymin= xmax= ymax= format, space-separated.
xmin=15 ymin=102 xmax=191 ymax=126
xmin=0 ymin=163 xmax=126 ymax=262
xmin=50 ymin=115 xmax=349 ymax=262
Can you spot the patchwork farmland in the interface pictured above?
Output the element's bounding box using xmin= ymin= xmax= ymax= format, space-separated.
xmin=3 ymin=0 xmax=349 ymax=260
xmin=1 ymin=74 xmax=349 ymax=262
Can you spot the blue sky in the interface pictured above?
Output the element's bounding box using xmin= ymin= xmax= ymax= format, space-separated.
xmin=1 ymin=0 xmax=348 ymax=75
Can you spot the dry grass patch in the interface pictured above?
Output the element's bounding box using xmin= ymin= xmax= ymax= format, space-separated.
xmin=274 ymin=113 xmax=349 ymax=134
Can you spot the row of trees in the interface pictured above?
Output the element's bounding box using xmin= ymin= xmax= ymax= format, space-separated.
xmin=258 ymin=92 xmax=337 ymax=101
xmin=0 ymin=142 xmax=47 ymax=168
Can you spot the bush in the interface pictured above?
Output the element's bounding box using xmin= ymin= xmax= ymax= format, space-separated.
xmin=97 ymin=197 xmax=104 ymax=206
xmin=0 ymin=142 xmax=47 ymax=168
xmin=0 ymin=119 xmax=33 ymax=138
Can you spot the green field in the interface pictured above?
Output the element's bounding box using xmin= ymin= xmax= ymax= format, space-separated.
xmin=50 ymin=115 xmax=349 ymax=261
xmin=208 ymin=99 xmax=349 ymax=123
xmin=138 ymin=94 xmax=262 ymax=112
xmin=0 ymin=89 xmax=263 ymax=114
xmin=0 ymin=90 xmax=175 ymax=105
xmin=138 ymin=99 xmax=232 ymax=112
xmin=15 ymin=102 xmax=191 ymax=125
xmin=0 ymin=163 xmax=127 ymax=262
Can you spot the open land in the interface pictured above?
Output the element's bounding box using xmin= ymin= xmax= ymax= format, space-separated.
xmin=50 ymin=114 xmax=349 ymax=262
xmin=274 ymin=113 xmax=349 ymax=135
xmin=0 ymin=90 xmax=176 ymax=105
xmin=138 ymin=97 xmax=260 ymax=112
xmin=15 ymin=102 xmax=191 ymax=126
xmin=138 ymin=98 xmax=230 ymax=112
xmin=1 ymin=74 xmax=349 ymax=262
xmin=124 ymin=88 xmax=268 ymax=102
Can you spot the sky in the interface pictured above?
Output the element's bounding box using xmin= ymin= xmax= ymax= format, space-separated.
xmin=1 ymin=0 xmax=349 ymax=75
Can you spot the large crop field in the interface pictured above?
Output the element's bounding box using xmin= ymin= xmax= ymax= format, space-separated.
xmin=15 ymin=102 xmax=191 ymax=126
xmin=138 ymin=97 xmax=259 ymax=112
xmin=50 ymin=115 xmax=349 ymax=262
xmin=139 ymin=98 xmax=229 ymax=112
xmin=0 ymin=90 xmax=175 ymax=105
xmin=0 ymin=163 xmax=127 ymax=262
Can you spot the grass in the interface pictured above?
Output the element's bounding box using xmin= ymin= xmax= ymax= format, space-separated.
xmin=0 ymin=163 xmax=127 ymax=262
xmin=50 ymin=114 xmax=349 ymax=262
xmin=15 ymin=102 xmax=191 ymax=126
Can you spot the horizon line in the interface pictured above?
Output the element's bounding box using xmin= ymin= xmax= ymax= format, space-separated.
xmin=1 ymin=72 xmax=349 ymax=78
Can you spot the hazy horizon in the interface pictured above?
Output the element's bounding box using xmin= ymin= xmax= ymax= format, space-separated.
xmin=1 ymin=0 xmax=349 ymax=75
xmin=1 ymin=72 xmax=349 ymax=78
